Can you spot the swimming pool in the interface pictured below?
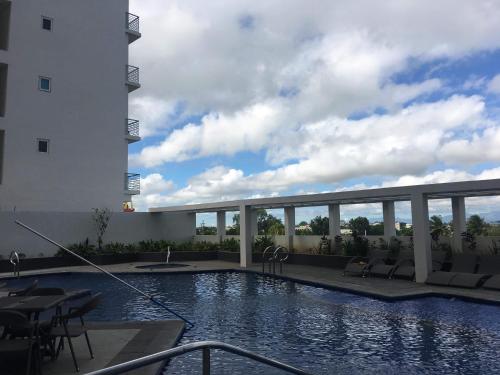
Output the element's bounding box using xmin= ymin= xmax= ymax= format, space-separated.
xmin=6 ymin=271 xmax=500 ymax=374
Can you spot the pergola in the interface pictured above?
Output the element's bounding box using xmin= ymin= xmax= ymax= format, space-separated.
xmin=150 ymin=179 xmax=500 ymax=283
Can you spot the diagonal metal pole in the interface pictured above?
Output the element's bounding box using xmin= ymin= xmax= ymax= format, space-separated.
xmin=15 ymin=220 xmax=194 ymax=328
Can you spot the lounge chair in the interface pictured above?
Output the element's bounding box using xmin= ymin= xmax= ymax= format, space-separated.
xmin=477 ymin=255 xmax=500 ymax=290
xmin=426 ymin=253 xmax=477 ymax=287
xmin=392 ymin=250 xmax=447 ymax=280
xmin=446 ymin=254 xmax=499 ymax=288
xmin=369 ymin=250 xmax=414 ymax=279
xmin=50 ymin=293 xmax=102 ymax=372
xmin=343 ymin=250 xmax=388 ymax=276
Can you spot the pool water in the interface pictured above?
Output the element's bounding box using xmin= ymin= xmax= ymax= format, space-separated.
xmin=7 ymin=272 xmax=500 ymax=374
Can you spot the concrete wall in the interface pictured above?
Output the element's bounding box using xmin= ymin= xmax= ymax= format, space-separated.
xmin=0 ymin=0 xmax=135 ymax=212
xmin=0 ymin=211 xmax=195 ymax=258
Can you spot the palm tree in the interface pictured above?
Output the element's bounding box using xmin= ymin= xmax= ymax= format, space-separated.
xmin=467 ymin=215 xmax=488 ymax=235
xmin=429 ymin=215 xmax=450 ymax=243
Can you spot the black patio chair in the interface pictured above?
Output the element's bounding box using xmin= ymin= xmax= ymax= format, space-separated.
xmin=482 ymin=255 xmax=500 ymax=290
xmin=0 ymin=310 xmax=41 ymax=375
xmin=8 ymin=279 xmax=39 ymax=296
xmin=50 ymin=293 xmax=101 ymax=372
xmin=369 ymin=250 xmax=414 ymax=279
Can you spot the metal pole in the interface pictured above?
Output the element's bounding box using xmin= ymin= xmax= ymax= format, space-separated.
xmin=202 ymin=348 xmax=210 ymax=375
xmin=14 ymin=220 xmax=194 ymax=328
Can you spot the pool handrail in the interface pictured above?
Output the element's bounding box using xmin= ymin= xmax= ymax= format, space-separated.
xmin=262 ymin=245 xmax=275 ymax=273
xmin=14 ymin=220 xmax=195 ymax=328
xmin=83 ymin=340 xmax=314 ymax=375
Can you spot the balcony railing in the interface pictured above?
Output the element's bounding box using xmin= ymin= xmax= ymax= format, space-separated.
xmin=126 ymin=118 xmax=140 ymax=138
xmin=127 ymin=12 xmax=140 ymax=33
xmin=126 ymin=65 xmax=140 ymax=92
xmin=125 ymin=12 xmax=141 ymax=44
xmin=125 ymin=173 xmax=140 ymax=194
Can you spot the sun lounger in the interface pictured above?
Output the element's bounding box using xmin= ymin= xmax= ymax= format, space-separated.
xmin=447 ymin=255 xmax=500 ymax=288
xmin=426 ymin=253 xmax=477 ymax=287
xmin=343 ymin=250 xmax=388 ymax=277
xmin=392 ymin=250 xmax=447 ymax=280
xmin=480 ymin=255 xmax=500 ymax=290
xmin=370 ymin=250 xmax=413 ymax=279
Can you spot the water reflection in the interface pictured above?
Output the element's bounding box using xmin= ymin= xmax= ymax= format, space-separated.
xmin=9 ymin=273 xmax=500 ymax=375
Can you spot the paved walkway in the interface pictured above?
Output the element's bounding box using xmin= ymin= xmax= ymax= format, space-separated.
xmin=43 ymin=321 xmax=184 ymax=375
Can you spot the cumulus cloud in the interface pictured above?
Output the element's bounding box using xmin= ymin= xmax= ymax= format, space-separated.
xmin=487 ymin=74 xmax=500 ymax=94
xmin=128 ymin=0 xmax=500 ymax=213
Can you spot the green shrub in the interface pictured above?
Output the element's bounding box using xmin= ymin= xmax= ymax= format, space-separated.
xmin=57 ymin=239 xmax=96 ymax=257
xmin=220 ymin=238 xmax=240 ymax=252
xmin=103 ymin=242 xmax=137 ymax=254
xmin=253 ymin=235 xmax=274 ymax=253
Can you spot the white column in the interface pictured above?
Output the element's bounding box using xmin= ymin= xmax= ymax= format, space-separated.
xmin=284 ymin=206 xmax=295 ymax=250
xmin=239 ymin=205 xmax=253 ymax=268
xmin=451 ymin=196 xmax=466 ymax=252
xmin=251 ymin=209 xmax=258 ymax=237
xmin=328 ymin=203 xmax=341 ymax=237
xmin=383 ymin=201 xmax=396 ymax=239
xmin=187 ymin=212 xmax=196 ymax=237
xmin=216 ymin=211 xmax=226 ymax=243
xmin=411 ymin=193 xmax=432 ymax=283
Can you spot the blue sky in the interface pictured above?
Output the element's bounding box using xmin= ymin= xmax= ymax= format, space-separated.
xmin=128 ymin=1 xmax=500 ymax=225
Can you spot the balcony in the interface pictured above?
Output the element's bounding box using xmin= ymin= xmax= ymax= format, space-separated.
xmin=126 ymin=118 xmax=141 ymax=143
xmin=126 ymin=65 xmax=140 ymax=93
xmin=126 ymin=12 xmax=141 ymax=44
xmin=125 ymin=173 xmax=140 ymax=195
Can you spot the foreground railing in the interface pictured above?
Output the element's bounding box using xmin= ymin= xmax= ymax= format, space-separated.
xmin=14 ymin=221 xmax=194 ymax=328
xmin=84 ymin=340 xmax=313 ymax=375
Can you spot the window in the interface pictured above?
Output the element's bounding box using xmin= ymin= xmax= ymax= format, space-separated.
xmin=37 ymin=138 xmax=49 ymax=153
xmin=41 ymin=16 xmax=52 ymax=31
xmin=0 ymin=2 xmax=11 ymax=50
xmin=0 ymin=64 xmax=6 ymax=116
xmin=38 ymin=76 xmax=51 ymax=92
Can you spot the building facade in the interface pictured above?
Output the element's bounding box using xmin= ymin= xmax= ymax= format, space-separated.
xmin=0 ymin=0 xmax=141 ymax=212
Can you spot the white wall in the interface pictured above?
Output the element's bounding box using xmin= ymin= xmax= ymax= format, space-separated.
xmin=0 ymin=0 xmax=135 ymax=212
xmin=0 ymin=211 xmax=195 ymax=258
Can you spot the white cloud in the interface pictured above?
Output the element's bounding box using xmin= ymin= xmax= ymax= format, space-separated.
xmin=438 ymin=127 xmax=500 ymax=164
xmin=129 ymin=97 xmax=177 ymax=137
xmin=487 ymin=74 xmax=500 ymax=94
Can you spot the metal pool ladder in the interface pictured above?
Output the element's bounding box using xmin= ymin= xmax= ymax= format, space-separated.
xmin=84 ymin=340 xmax=313 ymax=375
xmin=9 ymin=250 xmax=20 ymax=277
xmin=14 ymin=220 xmax=194 ymax=328
xmin=261 ymin=246 xmax=289 ymax=275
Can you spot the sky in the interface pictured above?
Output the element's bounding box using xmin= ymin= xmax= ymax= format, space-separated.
xmin=128 ymin=0 xmax=500 ymax=225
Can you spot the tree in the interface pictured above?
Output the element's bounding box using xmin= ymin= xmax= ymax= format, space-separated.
xmin=349 ymin=217 xmax=370 ymax=235
xmin=257 ymin=209 xmax=284 ymax=235
xmin=92 ymin=208 xmax=112 ymax=251
xmin=467 ymin=214 xmax=488 ymax=236
xmin=226 ymin=214 xmax=240 ymax=235
xmin=429 ymin=215 xmax=450 ymax=242
xmin=310 ymin=216 xmax=329 ymax=235
xmin=368 ymin=223 xmax=384 ymax=235
xmin=298 ymin=221 xmax=308 ymax=226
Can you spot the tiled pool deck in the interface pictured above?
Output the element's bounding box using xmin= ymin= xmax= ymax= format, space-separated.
xmin=2 ymin=260 xmax=500 ymax=374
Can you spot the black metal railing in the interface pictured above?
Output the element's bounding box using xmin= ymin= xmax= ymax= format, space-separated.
xmin=126 ymin=12 xmax=140 ymax=33
xmin=126 ymin=173 xmax=140 ymax=193
xmin=84 ymin=341 xmax=313 ymax=375
xmin=126 ymin=119 xmax=140 ymax=137
xmin=126 ymin=65 xmax=140 ymax=85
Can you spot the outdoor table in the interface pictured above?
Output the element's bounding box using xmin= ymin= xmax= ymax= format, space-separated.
xmin=0 ymin=289 xmax=91 ymax=318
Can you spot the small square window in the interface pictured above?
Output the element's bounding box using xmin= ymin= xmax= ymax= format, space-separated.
xmin=42 ymin=17 xmax=52 ymax=31
xmin=38 ymin=77 xmax=51 ymax=92
xmin=37 ymin=139 xmax=49 ymax=153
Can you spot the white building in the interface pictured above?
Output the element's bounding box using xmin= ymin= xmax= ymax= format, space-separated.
xmin=0 ymin=0 xmax=141 ymax=212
